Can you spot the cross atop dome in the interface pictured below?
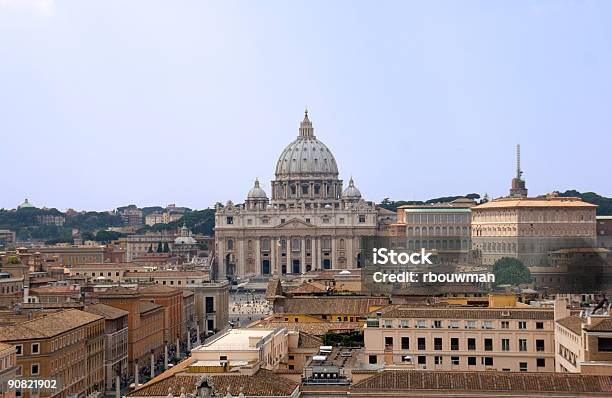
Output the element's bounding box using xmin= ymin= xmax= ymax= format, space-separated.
xmin=299 ymin=109 xmax=315 ymax=138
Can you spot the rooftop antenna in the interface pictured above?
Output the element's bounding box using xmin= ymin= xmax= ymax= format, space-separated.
xmin=516 ymin=144 xmax=522 ymax=179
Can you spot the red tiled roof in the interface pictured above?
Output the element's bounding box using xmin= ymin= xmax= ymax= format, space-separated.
xmin=85 ymin=303 xmax=129 ymax=320
xmin=373 ymin=305 xmax=553 ymax=320
xmin=273 ymin=296 xmax=389 ymax=315
xmin=351 ymin=370 xmax=612 ymax=394
xmin=128 ymin=369 xmax=299 ymax=397
xmin=557 ymin=316 xmax=583 ymax=334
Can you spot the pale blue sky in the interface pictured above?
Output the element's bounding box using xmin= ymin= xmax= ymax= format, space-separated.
xmin=1 ymin=1 xmax=611 ymax=211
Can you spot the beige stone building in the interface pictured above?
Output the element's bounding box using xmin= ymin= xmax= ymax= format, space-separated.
xmin=0 ymin=309 xmax=105 ymax=398
xmin=215 ymin=111 xmax=382 ymax=278
xmin=0 ymin=342 xmax=17 ymax=398
xmin=391 ymin=198 xmax=476 ymax=263
xmin=363 ymin=305 xmax=555 ymax=372
xmin=471 ymin=196 xmax=597 ymax=266
xmin=554 ymin=300 xmax=612 ymax=375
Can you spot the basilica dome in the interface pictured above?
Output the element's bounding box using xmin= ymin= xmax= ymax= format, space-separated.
xmin=274 ymin=111 xmax=339 ymax=178
xmin=342 ymin=177 xmax=362 ymax=199
xmin=247 ymin=178 xmax=268 ymax=199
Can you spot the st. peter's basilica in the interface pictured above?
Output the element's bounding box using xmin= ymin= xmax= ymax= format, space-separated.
xmin=214 ymin=111 xmax=391 ymax=279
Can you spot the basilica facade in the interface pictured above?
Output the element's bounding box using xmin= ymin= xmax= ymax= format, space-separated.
xmin=214 ymin=111 xmax=382 ymax=279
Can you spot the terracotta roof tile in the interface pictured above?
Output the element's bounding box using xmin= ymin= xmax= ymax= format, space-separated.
xmin=374 ymin=305 xmax=553 ymax=320
xmin=129 ymin=369 xmax=298 ymax=397
xmin=0 ymin=309 xmax=103 ymax=341
xmin=473 ymin=197 xmax=597 ymax=209
xmin=273 ymin=296 xmax=389 ymax=315
xmin=351 ymin=370 xmax=612 ymax=393
xmin=557 ymin=316 xmax=584 ymax=334
xmin=85 ymin=303 xmax=129 ymax=320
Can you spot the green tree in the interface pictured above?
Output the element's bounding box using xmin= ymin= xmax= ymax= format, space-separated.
xmin=7 ymin=256 xmax=21 ymax=264
xmin=492 ymin=257 xmax=532 ymax=286
xmin=156 ymin=242 xmax=163 ymax=253
xmin=163 ymin=242 xmax=170 ymax=253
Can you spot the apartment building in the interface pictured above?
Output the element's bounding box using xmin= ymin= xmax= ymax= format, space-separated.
xmin=85 ymin=303 xmax=129 ymax=391
xmin=0 ymin=230 xmax=16 ymax=250
xmin=96 ymin=286 xmax=165 ymax=371
xmin=555 ymin=300 xmax=612 ymax=375
xmin=364 ymin=305 xmax=555 ymax=372
xmin=191 ymin=328 xmax=288 ymax=370
xmin=0 ymin=343 xmax=17 ymax=398
xmin=138 ymin=285 xmax=183 ymax=343
xmin=122 ymin=270 xmax=209 ymax=287
xmin=0 ymin=309 xmax=105 ymax=398
xmin=36 ymin=246 xmax=106 ymax=266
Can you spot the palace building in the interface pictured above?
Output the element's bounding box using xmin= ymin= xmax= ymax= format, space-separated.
xmin=214 ymin=111 xmax=382 ymax=279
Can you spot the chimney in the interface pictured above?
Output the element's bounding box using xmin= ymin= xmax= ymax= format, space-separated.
xmin=554 ymin=298 xmax=570 ymax=321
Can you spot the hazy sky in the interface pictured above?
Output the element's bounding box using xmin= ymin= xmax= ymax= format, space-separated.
xmin=1 ymin=1 xmax=611 ymax=211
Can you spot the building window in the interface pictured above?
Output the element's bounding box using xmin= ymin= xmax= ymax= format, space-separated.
xmin=518 ymin=321 xmax=527 ymax=329
xmin=368 ymin=355 xmax=377 ymax=364
xmin=449 ymin=320 xmax=459 ymax=329
xmin=31 ymin=363 xmax=39 ymax=375
xmin=501 ymin=321 xmax=509 ymax=329
xmin=537 ymin=358 xmax=546 ymax=368
xmin=501 ymin=339 xmax=510 ymax=351
xmin=434 ymin=356 xmax=443 ymax=365
xmin=385 ymin=337 xmax=393 ymax=349
xmin=227 ymin=239 xmax=234 ymax=250
xmin=418 ymin=356 xmax=426 ymax=365
xmin=451 ymin=338 xmax=459 ymax=351
xmin=451 ymin=356 xmax=460 ymax=365
xmin=536 ymin=339 xmax=545 ymax=352
xmin=519 ymin=362 xmax=528 ymax=372
xmin=339 ymin=218 xmax=345 ymax=224
xmin=519 ymin=339 xmax=527 ymax=351
xmin=15 ymin=345 xmax=22 ymax=356
xmin=416 ymin=320 xmax=426 ymax=328
xmin=536 ymin=322 xmax=544 ymax=330
xmin=226 ymin=216 xmax=234 ymax=225
xmin=433 ymin=320 xmax=442 ymax=328
xmin=468 ymin=356 xmax=476 ymax=366
xmin=484 ymin=338 xmax=493 ymax=351
xmin=483 ymin=321 xmax=493 ymax=329
xmin=483 ymin=357 xmax=493 ymax=366
xmin=31 ymin=343 xmax=40 ymax=355
xmin=466 ymin=320 xmax=476 ymax=329
xmin=467 ymin=338 xmax=476 ymax=350
xmin=418 ymin=338 xmax=426 ymax=350
xmin=400 ymin=320 xmax=409 ymax=328
xmin=358 ymin=215 xmax=366 ymax=223
xmin=401 ymin=337 xmax=409 ymax=350
xmin=598 ymin=337 xmax=612 ymax=352
xmin=434 ymin=338 xmax=442 ymax=350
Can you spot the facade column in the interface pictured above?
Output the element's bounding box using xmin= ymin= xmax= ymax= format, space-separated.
xmin=164 ymin=341 xmax=168 ymax=369
xmin=286 ymin=237 xmax=291 ymax=274
xmin=301 ymin=237 xmax=306 ymax=273
xmin=331 ymin=238 xmax=336 ymax=269
xmin=312 ymin=238 xmax=318 ymax=270
xmin=271 ymin=236 xmax=277 ymax=275
xmin=115 ymin=375 xmax=120 ymax=398
xmin=237 ymin=239 xmax=245 ymax=276
xmin=134 ymin=360 xmax=139 ymax=387
xmin=218 ymin=239 xmax=226 ymax=280
xmin=255 ymin=239 xmax=261 ymax=276
xmin=150 ymin=351 xmax=155 ymax=379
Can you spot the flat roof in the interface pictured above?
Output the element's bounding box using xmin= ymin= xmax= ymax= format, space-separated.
xmin=196 ymin=328 xmax=277 ymax=352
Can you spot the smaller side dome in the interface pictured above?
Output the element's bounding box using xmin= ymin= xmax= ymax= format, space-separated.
xmin=342 ymin=177 xmax=362 ymax=199
xmin=247 ymin=178 xmax=268 ymax=200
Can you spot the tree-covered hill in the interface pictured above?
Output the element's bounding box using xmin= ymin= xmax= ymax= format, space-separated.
xmin=138 ymin=208 xmax=216 ymax=236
